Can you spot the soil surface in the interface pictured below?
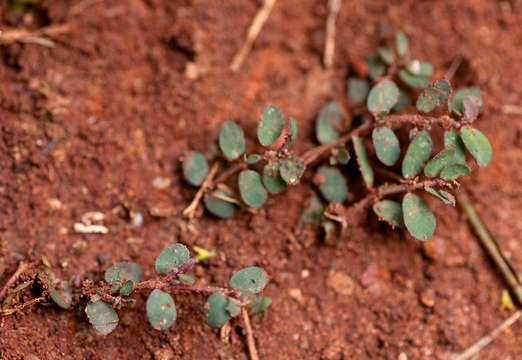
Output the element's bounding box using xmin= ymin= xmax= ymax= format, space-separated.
xmin=1 ymin=0 xmax=521 ymax=359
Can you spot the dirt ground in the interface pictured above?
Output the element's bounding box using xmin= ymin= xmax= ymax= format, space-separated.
xmin=0 ymin=0 xmax=521 ymax=359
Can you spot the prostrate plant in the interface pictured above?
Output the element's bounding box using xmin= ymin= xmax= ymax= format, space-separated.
xmin=81 ymin=243 xmax=269 ymax=335
xmin=184 ymin=31 xmax=492 ymax=242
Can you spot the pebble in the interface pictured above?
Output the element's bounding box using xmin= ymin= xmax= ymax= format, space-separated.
xmin=326 ymin=271 xmax=355 ymax=296
xmin=153 ymin=349 xmax=174 ymax=360
xmin=152 ymin=176 xmax=171 ymax=190
xmin=397 ymin=352 xmax=408 ymax=360
xmin=131 ymin=212 xmax=143 ymax=227
xmin=288 ymin=288 xmax=304 ymax=304
xmin=420 ymin=289 xmax=435 ymax=307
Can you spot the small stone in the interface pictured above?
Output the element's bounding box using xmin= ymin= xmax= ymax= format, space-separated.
xmin=131 ymin=212 xmax=143 ymax=227
xmin=360 ymin=263 xmax=378 ymax=288
xmin=326 ymin=271 xmax=355 ymax=296
xmin=420 ymin=289 xmax=435 ymax=307
xmin=47 ymin=198 xmax=63 ymax=210
xmin=152 ymin=177 xmax=171 ymax=190
xmin=184 ymin=62 xmax=199 ymax=80
xmin=397 ymin=352 xmax=408 ymax=360
xmin=148 ymin=201 xmax=175 ymax=217
xmin=288 ymin=288 xmax=304 ymax=304
xmin=154 ymin=348 xmax=174 ymax=360
xmin=301 ymin=269 xmax=310 ymax=279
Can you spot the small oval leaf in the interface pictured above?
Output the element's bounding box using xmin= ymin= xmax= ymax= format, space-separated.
xmin=367 ymin=80 xmax=399 ymax=116
xmin=372 ymin=127 xmax=400 ymax=166
xmin=219 ymin=121 xmax=245 ymax=160
xmin=377 ymin=47 xmax=395 ymax=65
xmin=416 ymin=79 xmax=451 ymax=113
xmin=146 ymin=289 xmax=176 ymax=330
xmin=258 ymin=105 xmax=285 ymax=146
xmin=206 ymin=291 xmax=230 ymax=328
xmin=246 ymin=154 xmax=262 ymax=164
xmin=443 ymin=131 xmax=466 ymax=164
xmin=367 ymin=53 xmax=387 ymax=80
xmin=353 ymin=136 xmax=374 ymax=188
xmin=402 ymin=130 xmax=433 ymax=178
xmin=316 ymin=166 xmax=348 ymax=203
xmin=238 ymin=170 xmax=267 ymax=208
xmin=423 ymin=146 xmax=456 ymax=178
xmin=105 ymin=262 xmax=142 ymax=293
xmin=402 ymin=193 xmax=436 ymax=241
xmin=182 ymin=151 xmax=209 ymax=186
xmin=205 ymin=190 xmax=237 ymax=219
xmin=316 ymin=101 xmax=344 ymax=144
xmin=392 ymin=88 xmax=412 ymax=111
xmin=48 ymin=281 xmax=72 ymax=309
xmin=398 ymin=70 xmax=428 ymax=89
xmin=347 ymin=77 xmax=370 ymax=104
xmin=460 ymin=126 xmax=492 ymax=167
xmin=262 ymin=163 xmax=286 ymax=194
xmin=405 ymin=60 xmax=433 ymax=76
xmin=155 ymin=244 xmax=190 ymax=275
xmin=279 ymin=157 xmax=306 ymax=185
xmin=440 ymin=164 xmax=470 ymax=180
xmin=450 ymin=88 xmax=482 ymax=116
xmin=373 ymin=200 xmax=405 ymax=229
xmin=395 ymin=31 xmax=408 ymax=57
xmin=86 ymin=301 xmax=119 ymax=335
xmin=229 ymin=266 xmax=267 ymax=295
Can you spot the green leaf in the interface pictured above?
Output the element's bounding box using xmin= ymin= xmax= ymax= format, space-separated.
xmin=460 ymin=126 xmax=492 ymax=167
xmin=279 ymin=157 xmax=306 ymax=185
xmin=258 ymin=105 xmax=285 ymax=146
xmin=179 ymin=274 xmax=195 ymax=284
xmin=367 ymin=80 xmax=399 ymax=116
xmin=287 ymin=117 xmax=298 ymax=147
xmin=229 ymin=266 xmax=267 ymax=295
xmin=424 ymin=186 xmax=455 ymax=206
xmin=367 ymin=52 xmax=387 ymax=80
xmin=347 ymin=77 xmax=370 ymax=104
xmin=416 ymin=79 xmax=451 ymax=113
xmin=336 ymin=145 xmax=351 ymax=165
xmin=395 ymin=31 xmax=409 ymax=57
xmin=392 ymin=89 xmax=412 ymax=111
xmin=219 ymin=121 xmax=245 ymax=160
xmin=402 ymin=193 xmax=436 ymax=241
xmin=246 ymin=154 xmax=262 ymax=164
xmin=119 ymin=280 xmax=134 ymax=296
xmin=398 ymin=70 xmax=428 ymax=89
xmin=372 ymin=127 xmax=400 ymax=166
xmin=182 ymin=151 xmax=209 ymax=186
xmin=423 ymin=146 xmax=456 ymax=178
xmin=238 ymin=170 xmax=267 ymax=208
xmin=206 ymin=291 xmax=230 ymax=328
xmin=353 ymin=136 xmax=374 ymax=188
xmin=444 ymin=131 xmax=466 ymax=164
xmin=316 ymin=166 xmax=348 ymax=203
xmin=105 ymin=262 xmax=142 ymax=293
xmin=316 ymin=101 xmax=344 ymax=144
xmin=298 ymin=195 xmax=325 ymax=227
xmin=372 ymin=200 xmax=405 ymax=228
xmin=402 ymin=130 xmax=433 ymax=178
xmin=405 ymin=60 xmax=433 ymax=76
xmin=146 ymin=289 xmax=176 ymax=330
xmin=450 ymin=88 xmax=482 ymax=116
xmin=462 ymin=95 xmax=483 ymax=122
xmin=47 ymin=281 xmax=72 ymax=309
xmin=225 ymin=299 xmax=241 ymax=317
xmin=440 ymin=164 xmax=470 ymax=180
xmin=377 ymin=47 xmax=395 ymax=65
xmin=155 ymin=244 xmax=190 ymax=274
xmin=250 ymin=296 xmax=272 ymax=315
xmin=86 ymin=301 xmax=119 ymax=335
xmin=262 ymin=163 xmax=286 ymax=194
xmin=205 ymin=189 xmax=237 ymax=219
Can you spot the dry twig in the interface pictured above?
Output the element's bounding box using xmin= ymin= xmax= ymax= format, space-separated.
xmin=452 ymin=310 xmax=521 ymax=360
xmin=323 ymin=0 xmax=341 ymax=68
xmin=242 ymin=307 xmax=260 ymax=360
xmin=0 ymin=261 xmax=38 ymax=304
xmin=230 ymin=0 xmax=277 ymax=72
xmin=0 ymin=24 xmax=70 ymax=47
xmin=183 ymin=163 xmax=219 ymax=219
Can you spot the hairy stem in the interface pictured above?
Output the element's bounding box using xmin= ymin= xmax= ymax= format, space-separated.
xmin=242 ymin=307 xmax=260 ymax=360
xmin=183 ymin=163 xmax=219 ymax=219
xmin=384 ymin=114 xmax=461 ymax=130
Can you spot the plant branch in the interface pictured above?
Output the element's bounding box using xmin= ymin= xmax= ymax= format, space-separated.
xmin=230 ymin=0 xmax=277 ymax=72
xmin=242 ymin=307 xmax=260 ymax=360
xmin=183 ymin=163 xmax=219 ymax=219
xmin=457 ymin=192 xmax=522 ymax=305
xmin=0 ymin=261 xmax=38 ymax=304
xmin=301 ymin=121 xmax=373 ymax=165
xmin=323 ymin=0 xmax=341 ymax=68
xmin=452 ymin=310 xmax=522 ymax=360
xmin=213 ymin=162 xmax=247 ymax=185
xmin=383 ymin=114 xmax=462 ymax=130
